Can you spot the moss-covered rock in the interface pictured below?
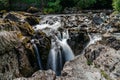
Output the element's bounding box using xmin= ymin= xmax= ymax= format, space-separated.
xmin=17 ymin=22 xmax=34 ymax=36
xmin=25 ymin=16 xmax=40 ymax=25
xmin=27 ymin=6 xmax=39 ymax=13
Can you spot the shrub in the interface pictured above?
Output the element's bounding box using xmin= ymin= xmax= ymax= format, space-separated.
xmin=113 ymin=0 xmax=120 ymax=12
xmin=0 ymin=0 xmax=9 ymax=10
xmin=44 ymin=0 xmax=62 ymax=13
xmin=74 ymin=0 xmax=96 ymax=9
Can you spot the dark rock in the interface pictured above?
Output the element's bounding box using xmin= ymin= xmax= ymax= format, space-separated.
xmin=33 ymin=30 xmax=51 ymax=69
xmin=25 ymin=16 xmax=40 ymax=25
xmin=68 ymin=29 xmax=89 ymax=55
xmin=27 ymin=7 xmax=39 ymax=13
xmin=4 ymin=12 xmax=25 ymax=22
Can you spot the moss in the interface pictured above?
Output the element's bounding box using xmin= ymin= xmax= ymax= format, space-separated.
xmin=100 ymin=70 xmax=111 ymax=80
xmin=17 ymin=22 xmax=34 ymax=36
xmin=87 ymin=60 xmax=93 ymax=65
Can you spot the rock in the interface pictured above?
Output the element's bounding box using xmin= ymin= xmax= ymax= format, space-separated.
xmin=0 ymin=31 xmax=19 ymax=54
xmin=33 ymin=30 xmax=51 ymax=69
xmin=17 ymin=22 xmax=34 ymax=36
xmin=85 ymin=43 xmax=120 ymax=80
xmin=14 ymin=70 xmax=56 ymax=80
xmin=4 ymin=12 xmax=25 ymax=22
xmin=0 ymin=31 xmax=37 ymax=79
xmin=25 ymin=16 xmax=40 ymax=25
xmin=68 ymin=29 xmax=89 ymax=55
xmin=0 ymin=19 xmax=34 ymax=36
xmin=56 ymin=55 xmax=104 ymax=80
xmin=0 ymin=19 xmax=20 ymax=31
xmin=27 ymin=7 xmax=39 ymax=13
xmin=101 ymin=36 xmax=120 ymax=50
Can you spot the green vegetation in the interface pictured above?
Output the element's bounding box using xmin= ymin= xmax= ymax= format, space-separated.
xmin=74 ymin=0 xmax=96 ymax=9
xmin=87 ymin=60 xmax=93 ymax=65
xmin=44 ymin=0 xmax=62 ymax=13
xmin=113 ymin=0 xmax=120 ymax=12
xmin=0 ymin=0 xmax=9 ymax=10
xmin=100 ymin=70 xmax=111 ymax=80
xmin=0 ymin=0 xmax=120 ymax=13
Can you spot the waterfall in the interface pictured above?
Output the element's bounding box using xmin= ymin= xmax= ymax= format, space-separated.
xmin=47 ymin=30 xmax=74 ymax=76
xmin=34 ymin=16 xmax=74 ymax=75
xmin=31 ymin=40 xmax=43 ymax=70
xmin=85 ymin=33 xmax=102 ymax=49
xmin=47 ymin=40 xmax=63 ymax=76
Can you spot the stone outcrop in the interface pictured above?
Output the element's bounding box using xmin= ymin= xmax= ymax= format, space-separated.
xmin=68 ymin=29 xmax=89 ymax=55
xmin=14 ymin=70 xmax=56 ymax=80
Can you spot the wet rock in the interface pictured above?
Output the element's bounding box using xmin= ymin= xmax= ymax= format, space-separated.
xmin=68 ymin=29 xmax=89 ymax=55
xmin=33 ymin=30 xmax=51 ymax=69
xmin=25 ymin=16 xmax=40 ymax=25
xmin=14 ymin=70 xmax=56 ymax=80
xmin=27 ymin=7 xmax=39 ymax=13
xmin=17 ymin=22 xmax=34 ymax=36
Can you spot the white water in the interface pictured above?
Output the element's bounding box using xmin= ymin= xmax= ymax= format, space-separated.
xmin=87 ymin=33 xmax=102 ymax=48
xmin=34 ymin=16 xmax=75 ymax=75
xmin=32 ymin=42 xmax=43 ymax=69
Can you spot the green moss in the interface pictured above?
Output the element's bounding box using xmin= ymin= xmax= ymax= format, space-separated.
xmin=87 ymin=60 xmax=93 ymax=65
xmin=100 ymin=70 xmax=111 ymax=80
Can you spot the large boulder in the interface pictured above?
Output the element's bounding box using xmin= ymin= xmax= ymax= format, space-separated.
xmin=14 ymin=70 xmax=56 ymax=80
xmin=85 ymin=43 xmax=120 ymax=80
xmin=0 ymin=31 xmax=38 ymax=80
xmin=4 ymin=12 xmax=40 ymax=26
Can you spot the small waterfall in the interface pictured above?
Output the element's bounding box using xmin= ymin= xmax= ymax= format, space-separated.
xmin=47 ymin=30 xmax=74 ymax=76
xmin=31 ymin=40 xmax=43 ymax=70
xmin=34 ymin=16 xmax=74 ymax=75
xmin=86 ymin=33 xmax=102 ymax=48
xmin=47 ymin=40 xmax=63 ymax=76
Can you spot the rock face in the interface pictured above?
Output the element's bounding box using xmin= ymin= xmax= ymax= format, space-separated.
xmin=85 ymin=43 xmax=120 ymax=80
xmin=14 ymin=70 xmax=56 ymax=80
xmin=68 ymin=29 xmax=89 ymax=55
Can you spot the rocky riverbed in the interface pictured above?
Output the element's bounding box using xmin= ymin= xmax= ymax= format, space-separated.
xmin=0 ymin=9 xmax=120 ymax=80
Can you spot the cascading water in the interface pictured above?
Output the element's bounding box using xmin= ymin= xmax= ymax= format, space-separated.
xmin=31 ymin=40 xmax=43 ymax=70
xmin=47 ymin=30 xmax=74 ymax=76
xmin=34 ymin=15 xmax=75 ymax=76
xmin=85 ymin=33 xmax=102 ymax=49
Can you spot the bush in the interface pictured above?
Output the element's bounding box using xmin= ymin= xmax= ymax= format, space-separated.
xmin=44 ymin=0 xmax=62 ymax=13
xmin=113 ymin=0 xmax=120 ymax=12
xmin=74 ymin=0 xmax=96 ymax=9
xmin=0 ymin=0 xmax=9 ymax=10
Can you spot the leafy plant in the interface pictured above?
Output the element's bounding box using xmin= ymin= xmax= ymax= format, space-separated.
xmin=44 ymin=0 xmax=62 ymax=13
xmin=113 ymin=0 xmax=120 ymax=12
xmin=74 ymin=0 xmax=96 ymax=9
xmin=0 ymin=0 xmax=9 ymax=10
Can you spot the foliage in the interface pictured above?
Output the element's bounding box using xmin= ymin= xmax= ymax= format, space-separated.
xmin=100 ymin=70 xmax=111 ymax=80
xmin=74 ymin=0 xmax=96 ymax=9
xmin=44 ymin=0 xmax=62 ymax=13
xmin=0 ymin=0 xmax=9 ymax=10
xmin=87 ymin=60 xmax=93 ymax=65
xmin=112 ymin=0 xmax=120 ymax=12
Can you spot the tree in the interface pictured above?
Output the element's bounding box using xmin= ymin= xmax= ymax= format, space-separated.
xmin=113 ymin=0 xmax=120 ymax=12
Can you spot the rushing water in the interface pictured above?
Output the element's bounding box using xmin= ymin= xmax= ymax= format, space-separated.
xmin=34 ymin=16 xmax=75 ymax=75
xmin=31 ymin=40 xmax=43 ymax=70
xmin=33 ymin=15 xmax=103 ymax=75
